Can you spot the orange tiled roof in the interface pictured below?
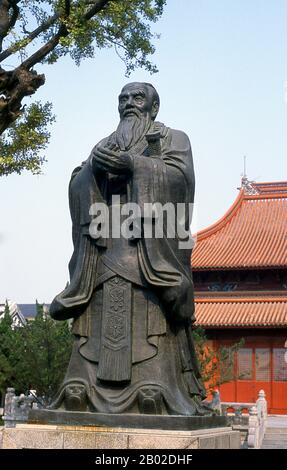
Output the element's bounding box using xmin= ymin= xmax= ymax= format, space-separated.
xmin=195 ymin=294 xmax=287 ymax=328
xmin=192 ymin=181 xmax=287 ymax=270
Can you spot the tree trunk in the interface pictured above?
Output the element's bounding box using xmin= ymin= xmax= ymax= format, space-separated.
xmin=0 ymin=66 xmax=45 ymax=134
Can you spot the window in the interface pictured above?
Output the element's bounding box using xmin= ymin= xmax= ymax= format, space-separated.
xmin=273 ymin=348 xmax=287 ymax=382
xmin=255 ymin=348 xmax=270 ymax=381
xmin=238 ymin=348 xmax=252 ymax=380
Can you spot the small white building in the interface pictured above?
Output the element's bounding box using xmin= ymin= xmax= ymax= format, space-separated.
xmin=0 ymin=300 xmax=26 ymax=328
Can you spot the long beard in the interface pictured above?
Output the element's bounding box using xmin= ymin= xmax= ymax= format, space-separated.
xmin=116 ymin=113 xmax=152 ymax=151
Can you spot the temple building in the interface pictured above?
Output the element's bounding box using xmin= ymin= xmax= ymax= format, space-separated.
xmin=193 ymin=179 xmax=287 ymax=414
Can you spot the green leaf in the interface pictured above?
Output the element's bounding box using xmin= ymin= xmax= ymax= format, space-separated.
xmin=0 ymin=102 xmax=55 ymax=176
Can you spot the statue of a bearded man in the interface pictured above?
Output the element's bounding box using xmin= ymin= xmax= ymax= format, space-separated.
xmin=50 ymin=82 xmax=208 ymax=416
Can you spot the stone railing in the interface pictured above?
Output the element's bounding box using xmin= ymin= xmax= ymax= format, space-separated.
xmin=2 ymin=388 xmax=40 ymax=428
xmin=247 ymin=390 xmax=268 ymax=449
xmin=221 ymin=390 xmax=268 ymax=449
xmin=221 ymin=402 xmax=254 ymax=426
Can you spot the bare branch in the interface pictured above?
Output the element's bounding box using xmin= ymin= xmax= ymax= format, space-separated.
xmin=104 ymin=35 xmax=130 ymax=55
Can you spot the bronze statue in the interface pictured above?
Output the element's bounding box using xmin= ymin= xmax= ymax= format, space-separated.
xmin=50 ymin=82 xmax=208 ymax=416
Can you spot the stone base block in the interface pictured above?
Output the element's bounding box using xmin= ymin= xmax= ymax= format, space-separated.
xmin=28 ymin=409 xmax=227 ymax=431
xmin=1 ymin=424 xmax=241 ymax=449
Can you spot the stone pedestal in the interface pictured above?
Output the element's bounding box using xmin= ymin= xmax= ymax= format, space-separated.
xmin=28 ymin=409 xmax=227 ymax=431
xmin=1 ymin=423 xmax=241 ymax=449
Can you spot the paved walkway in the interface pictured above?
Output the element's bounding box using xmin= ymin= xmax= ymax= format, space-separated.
xmin=261 ymin=416 xmax=287 ymax=449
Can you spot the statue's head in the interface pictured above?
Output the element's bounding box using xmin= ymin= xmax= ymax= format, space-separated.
xmin=116 ymin=82 xmax=160 ymax=150
xmin=118 ymin=82 xmax=160 ymax=122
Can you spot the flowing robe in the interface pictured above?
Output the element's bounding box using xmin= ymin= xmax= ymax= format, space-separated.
xmin=50 ymin=121 xmax=207 ymax=415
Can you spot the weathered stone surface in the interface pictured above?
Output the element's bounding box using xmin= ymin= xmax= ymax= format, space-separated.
xmin=199 ymin=436 xmax=215 ymax=449
xmin=63 ymin=430 xmax=96 ymax=449
xmin=2 ymin=389 xmax=35 ymax=428
xmin=2 ymin=427 xmax=63 ymax=449
xmin=1 ymin=424 xmax=240 ymax=449
xmin=128 ymin=434 xmax=198 ymax=449
xmin=94 ymin=433 xmax=128 ymax=449
xmin=230 ymin=431 xmax=242 ymax=449
xmin=215 ymin=433 xmax=230 ymax=449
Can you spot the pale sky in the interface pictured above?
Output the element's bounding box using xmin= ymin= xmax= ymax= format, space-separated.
xmin=1 ymin=0 xmax=287 ymax=303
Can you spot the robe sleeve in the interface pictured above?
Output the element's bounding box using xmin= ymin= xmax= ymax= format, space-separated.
xmin=130 ymin=128 xmax=196 ymax=323
xmin=49 ymin=162 xmax=99 ymax=321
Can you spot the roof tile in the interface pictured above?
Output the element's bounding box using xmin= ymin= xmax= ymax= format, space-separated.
xmin=192 ymin=181 xmax=287 ymax=270
xmin=195 ymin=295 xmax=287 ymax=327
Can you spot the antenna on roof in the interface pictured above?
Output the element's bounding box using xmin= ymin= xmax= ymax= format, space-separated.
xmin=239 ymin=155 xmax=248 ymax=189
xmin=243 ymin=155 xmax=247 ymax=179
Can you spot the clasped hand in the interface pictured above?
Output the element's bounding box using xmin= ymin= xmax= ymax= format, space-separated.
xmin=92 ymin=142 xmax=133 ymax=175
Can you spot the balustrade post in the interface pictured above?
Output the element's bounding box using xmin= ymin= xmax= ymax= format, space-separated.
xmin=247 ymin=406 xmax=259 ymax=448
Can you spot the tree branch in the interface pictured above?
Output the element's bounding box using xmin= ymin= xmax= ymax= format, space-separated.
xmin=0 ymin=67 xmax=45 ymax=135
xmin=65 ymin=0 xmax=71 ymax=16
xmin=84 ymin=0 xmax=114 ymax=21
xmin=0 ymin=1 xmax=11 ymax=51
xmin=20 ymin=0 xmax=114 ymax=70
xmin=0 ymin=13 xmax=59 ymax=63
xmin=8 ymin=1 xmax=20 ymax=31
xmin=19 ymin=1 xmax=74 ymax=70
xmin=20 ymin=30 xmax=65 ymax=70
xmin=0 ymin=1 xmax=20 ymax=38
xmin=0 ymin=1 xmax=72 ymax=64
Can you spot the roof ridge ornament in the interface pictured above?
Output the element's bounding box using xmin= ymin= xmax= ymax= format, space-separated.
xmin=240 ymin=176 xmax=259 ymax=195
xmin=238 ymin=155 xmax=259 ymax=195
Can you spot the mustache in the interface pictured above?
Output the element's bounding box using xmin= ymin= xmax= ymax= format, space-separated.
xmin=122 ymin=107 xmax=141 ymax=118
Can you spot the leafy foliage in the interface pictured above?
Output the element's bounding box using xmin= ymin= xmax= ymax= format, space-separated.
xmin=15 ymin=1 xmax=166 ymax=73
xmin=0 ymin=102 xmax=55 ymax=176
xmin=0 ymin=302 xmax=73 ymax=405
xmin=0 ymin=305 xmax=14 ymax=394
xmin=193 ymin=327 xmax=244 ymax=394
xmin=0 ymin=1 xmax=166 ymax=176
